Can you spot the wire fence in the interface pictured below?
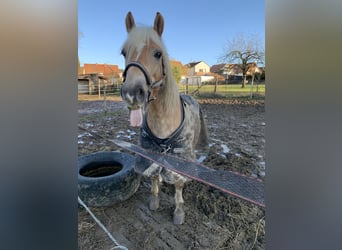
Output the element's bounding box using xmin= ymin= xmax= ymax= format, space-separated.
xmin=178 ymin=81 xmax=265 ymax=98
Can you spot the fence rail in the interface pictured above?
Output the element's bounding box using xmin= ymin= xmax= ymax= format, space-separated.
xmin=78 ymin=82 xmax=265 ymax=99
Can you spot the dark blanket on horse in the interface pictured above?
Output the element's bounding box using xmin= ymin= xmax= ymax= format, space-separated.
xmin=135 ymin=95 xmax=192 ymax=175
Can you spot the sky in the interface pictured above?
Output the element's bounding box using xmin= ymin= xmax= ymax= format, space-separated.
xmin=78 ymin=0 xmax=265 ymax=70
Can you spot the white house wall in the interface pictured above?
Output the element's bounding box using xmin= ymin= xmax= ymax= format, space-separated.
xmin=200 ymin=76 xmax=214 ymax=82
xmin=181 ymin=75 xmax=214 ymax=85
xmin=194 ymin=61 xmax=210 ymax=73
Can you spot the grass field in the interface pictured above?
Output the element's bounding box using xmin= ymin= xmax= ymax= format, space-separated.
xmin=178 ymin=83 xmax=265 ymax=97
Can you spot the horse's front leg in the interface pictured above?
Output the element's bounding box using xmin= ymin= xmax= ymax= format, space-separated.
xmin=173 ymin=181 xmax=185 ymax=224
xmin=149 ymin=175 xmax=160 ymax=210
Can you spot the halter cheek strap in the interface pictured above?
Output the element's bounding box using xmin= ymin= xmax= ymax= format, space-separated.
xmin=122 ymin=61 xmax=165 ymax=102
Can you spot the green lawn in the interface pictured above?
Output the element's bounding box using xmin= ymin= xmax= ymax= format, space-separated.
xmin=178 ymin=83 xmax=265 ymax=97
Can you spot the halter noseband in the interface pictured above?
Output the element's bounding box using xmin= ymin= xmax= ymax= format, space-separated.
xmin=122 ymin=61 xmax=165 ymax=102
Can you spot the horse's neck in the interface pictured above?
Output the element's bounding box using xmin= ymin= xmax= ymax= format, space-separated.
xmin=146 ymin=87 xmax=181 ymax=139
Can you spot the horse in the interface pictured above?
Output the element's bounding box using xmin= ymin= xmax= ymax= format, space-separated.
xmin=120 ymin=12 xmax=208 ymax=224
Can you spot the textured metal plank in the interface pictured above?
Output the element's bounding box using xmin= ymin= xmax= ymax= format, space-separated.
xmin=112 ymin=139 xmax=265 ymax=208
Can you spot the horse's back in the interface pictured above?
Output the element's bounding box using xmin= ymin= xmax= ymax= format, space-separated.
xmin=180 ymin=94 xmax=208 ymax=150
xmin=180 ymin=94 xmax=198 ymax=108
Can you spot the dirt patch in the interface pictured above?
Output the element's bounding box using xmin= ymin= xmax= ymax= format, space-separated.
xmin=78 ymin=96 xmax=265 ymax=249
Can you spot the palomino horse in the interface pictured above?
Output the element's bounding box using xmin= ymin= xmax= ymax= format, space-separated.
xmin=120 ymin=12 xmax=208 ymax=224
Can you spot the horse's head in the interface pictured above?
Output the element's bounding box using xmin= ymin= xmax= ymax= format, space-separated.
xmin=120 ymin=12 xmax=166 ymax=127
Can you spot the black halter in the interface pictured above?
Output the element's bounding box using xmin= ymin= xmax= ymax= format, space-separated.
xmin=122 ymin=61 xmax=165 ymax=102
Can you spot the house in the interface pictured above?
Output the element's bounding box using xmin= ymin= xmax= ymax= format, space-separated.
xmin=185 ymin=61 xmax=211 ymax=76
xmin=210 ymin=63 xmax=226 ymax=75
xmin=78 ymin=63 xmax=122 ymax=94
xmin=82 ymin=63 xmax=121 ymax=78
xmin=181 ymin=61 xmax=214 ymax=85
xmin=78 ymin=74 xmax=108 ymax=94
xmin=210 ymin=62 xmax=263 ymax=83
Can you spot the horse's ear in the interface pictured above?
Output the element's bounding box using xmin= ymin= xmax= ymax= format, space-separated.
xmin=125 ymin=12 xmax=135 ymax=33
xmin=153 ymin=12 xmax=164 ymax=37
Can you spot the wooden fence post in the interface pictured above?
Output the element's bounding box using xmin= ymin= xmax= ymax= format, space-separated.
xmin=214 ymin=76 xmax=218 ymax=93
xmin=98 ymin=77 xmax=101 ymax=99
xmin=250 ymin=74 xmax=255 ymax=98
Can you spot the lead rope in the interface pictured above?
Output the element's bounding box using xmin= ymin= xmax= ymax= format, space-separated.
xmin=78 ymin=196 xmax=128 ymax=250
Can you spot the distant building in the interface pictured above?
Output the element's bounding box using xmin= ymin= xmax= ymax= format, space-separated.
xmin=78 ymin=63 xmax=121 ymax=94
xmin=182 ymin=61 xmax=214 ymax=84
xmin=185 ymin=61 xmax=211 ymax=76
xmin=210 ymin=63 xmax=263 ymax=83
xmin=82 ymin=63 xmax=121 ymax=78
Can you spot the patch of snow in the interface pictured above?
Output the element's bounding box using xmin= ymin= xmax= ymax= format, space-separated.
xmin=208 ymin=143 xmax=213 ymax=147
xmin=78 ymin=132 xmax=91 ymax=138
xmin=235 ymin=153 xmax=241 ymax=157
xmin=261 ymin=122 xmax=266 ymax=126
xmin=216 ymin=153 xmax=227 ymax=159
xmin=221 ymin=144 xmax=230 ymax=153
xmin=259 ymin=171 xmax=265 ymax=177
xmin=197 ymin=155 xmax=206 ymax=163
xmin=78 ymin=140 xmax=84 ymax=144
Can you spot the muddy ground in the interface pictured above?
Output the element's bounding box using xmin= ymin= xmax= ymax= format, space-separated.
xmin=78 ymin=95 xmax=265 ymax=249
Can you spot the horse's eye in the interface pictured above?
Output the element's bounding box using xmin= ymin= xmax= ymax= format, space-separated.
xmin=154 ymin=51 xmax=162 ymax=59
xmin=121 ymin=50 xmax=126 ymax=57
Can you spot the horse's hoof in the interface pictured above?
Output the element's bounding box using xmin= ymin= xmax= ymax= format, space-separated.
xmin=149 ymin=196 xmax=159 ymax=210
xmin=173 ymin=209 xmax=185 ymax=225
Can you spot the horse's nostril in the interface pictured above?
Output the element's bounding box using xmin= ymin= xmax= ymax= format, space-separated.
xmin=136 ymin=86 xmax=145 ymax=98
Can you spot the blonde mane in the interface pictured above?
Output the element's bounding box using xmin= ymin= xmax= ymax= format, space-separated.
xmin=122 ymin=26 xmax=179 ymax=115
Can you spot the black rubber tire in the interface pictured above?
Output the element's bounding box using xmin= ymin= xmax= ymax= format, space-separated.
xmin=78 ymin=151 xmax=141 ymax=207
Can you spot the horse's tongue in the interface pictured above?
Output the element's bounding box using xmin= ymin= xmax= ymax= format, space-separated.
xmin=130 ymin=108 xmax=143 ymax=127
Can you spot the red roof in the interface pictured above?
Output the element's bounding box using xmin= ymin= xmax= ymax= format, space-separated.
xmin=83 ymin=63 xmax=120 ymax=77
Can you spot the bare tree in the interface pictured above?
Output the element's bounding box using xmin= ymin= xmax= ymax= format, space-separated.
xmin=221 ymin=33 xmax=264 ymax=88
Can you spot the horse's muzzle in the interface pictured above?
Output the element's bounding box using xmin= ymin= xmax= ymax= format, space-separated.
xmin=120 ymin=80 xmax=147 ymax=108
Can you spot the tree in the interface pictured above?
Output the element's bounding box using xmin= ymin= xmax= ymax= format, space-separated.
xmin=221 ymin=33 xmax=264 ymax=88
xmin=171 ymin=64 xmax=182 ymax=84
